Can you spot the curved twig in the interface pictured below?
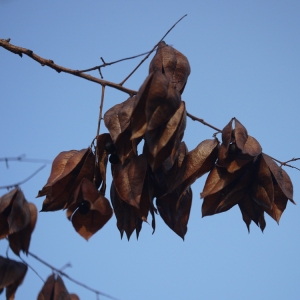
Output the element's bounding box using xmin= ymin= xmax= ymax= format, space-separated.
xmin=0 ymin=164 xmax=46 ymax=189
xmin=77 ymin=50 xmax=154 ymax=77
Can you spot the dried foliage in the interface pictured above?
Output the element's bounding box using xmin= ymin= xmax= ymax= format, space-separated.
xmin=37 ymin=274 xmax=79 ymax=300
xmin=0 ymin=256 xmax=27 ymax=300
xmin=34 ymin=42 xmax=295 ymax=240
xmin=0 ymin=188 xmax=37 ymax=255
xmin=0 ymin=29 xmax=298 ymax=300
xmin=201 ymin=118 xmax=295 ymax=231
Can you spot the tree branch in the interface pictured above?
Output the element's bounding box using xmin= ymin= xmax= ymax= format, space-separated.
xmin=186 ymin=112 xmax=222 ymax=134
xmin=0 ymin=164 xmax=46 ymax=189
xmin=77 ymin=50 xmax=154 ymax=77
xmin=0 ymin=155 xmax=52 ymax=168
xmin=268 ymin=156 xmax=300 ymax=171
xmin=0 ymin=39 xmax=137 ymax=96
xmin=27 ymin=251 xmax=120 ymax=300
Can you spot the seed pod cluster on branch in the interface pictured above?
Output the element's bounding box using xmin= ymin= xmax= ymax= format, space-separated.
xmin=37 ymin=41 xmax=295 ymax=240
xmin=201 ymin=118 xmax=295 ymax=231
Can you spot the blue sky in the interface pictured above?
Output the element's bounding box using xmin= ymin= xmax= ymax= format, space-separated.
xmin=1 ymin=1 xmax=300 ymax=299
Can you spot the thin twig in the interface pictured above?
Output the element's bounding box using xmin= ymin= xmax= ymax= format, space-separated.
xmin=119 ymin=14 xmax=188 ymax=86
xmin=0 ymin=155 xmax=52 ymax=167
xmin=0 ymin=164 xmax=46 ymax=189
xmin=187 ymin=112 xmax=222 ymax=133
xmin=0 ymin=39 xmax=136 ymax=96
xmin=94 ymin=85 xmax=105 ymax=185
xmin=268 ymin=156 xmax=300 ymax=171
xmin=28 ymin=251 xmax=120 ymax=300
xmin=19 ymin=255 xmax=45 ymax=283
xmin=77 ymin=50 xmax=154 ymax=75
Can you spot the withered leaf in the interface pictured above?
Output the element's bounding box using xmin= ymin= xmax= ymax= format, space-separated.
xmin=145 ymin=101 xmax=186 ymax=171
xmin=0 ymin=189 xmax=17 ymax=239
xmin=149 ymin=41 xmax=191 ymax=94
xmin=113 ymin=154 xmax=148 ymax=209
xmin=104 ymin=96 xmax=135 ymax=143
xmin=201 ymin=165 xmax=245 ymax=199
xmin=218 ymin=119 xmax=262 ymax=173
xmin=146 ymin=71 xmax=181 ymax=132
xmin=221 ymin=119 xmax=233 ymax=149
xmin=104 ymin=97 xmax=137 ymax=164
xmin=201 ymin=163 xmax=256 ymax=217
xmin=262 ymin=153 xmax=294 ymax=203
xmin=0 ymin=188 xmax=33 ymax=244
xmin=38 ymin=148 xmax=99 ymax=211
xmin=7 ymin=189 xmax=30 ymax=235
xmin=157 ymin=186 xmax=192 ymax=240
xmin=0 ymin=256 xmax=27 ymax=300
xmin=66 ymin=178 xmax=113 ymax=240
xmin=169 ymin=139 xmax=219 ymax=195
xmin=131 ymin=71 xmax=181 ymax=139
xmin=156 ymin=142 xmax=188 ymax=194
xmin=37 ymin=274 xmax=78 ymax=300
xmin=251 ymin=155 xmax=274 ymax=209
xmin=110 ymin=182 xmax=138 ymax=240
xmin=8 ymin=202 xmax=37 ymax=256
xmin=264 ymin=182 xmax=290 ymax=223
xmin=242 ymin=135 xmax=262 ymax=157
xmin=131 ymin=73 xmax=155 ymax=139
xmin=202 ymin=180 xmax=242 ymax=217
xmin=234 ymin=118 xmax=248 ymax=151
xmin=239 ymin=194 xmax=266 ymax=232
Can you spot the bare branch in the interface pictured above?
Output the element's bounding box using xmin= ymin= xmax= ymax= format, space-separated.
xmin=0 ymin=164 xmax=46 ymax=189
xmin=0 ymin=155 xmax=52 ymax=167
xmin=0 ymin=39 xmax=137 ymax=96
xmin=28 ymin=251 xmax=120 ymax=300
xmin=187 ymin=112 xmax=222 ymax=134
xmin=77 ymin=50 xmax=153 ymax=76
xmin=119 ymin=14 xmax=188 ymax=86
xmin=268 ymin=156 xmax=300 ymax=171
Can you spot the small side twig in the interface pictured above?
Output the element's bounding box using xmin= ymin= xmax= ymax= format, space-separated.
xmin=119 ymin=14 xmax=188 ymax=86
xmin=77 ymin=50 xmax=153 ymax=78
xmin=28 ymin=251 xmax=120 ymax=300
xmin=0 ymin=164 xmax=46 ymax=189
xmin=269 ymin=156 xmax=300 ymax=171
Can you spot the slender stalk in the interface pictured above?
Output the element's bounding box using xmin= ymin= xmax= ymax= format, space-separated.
xmin=94 ymin=85 xmax=106 ymax=184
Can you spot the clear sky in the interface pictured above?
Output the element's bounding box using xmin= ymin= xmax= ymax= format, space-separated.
xmin=1 ymin=1 xmax=300 ymax=299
